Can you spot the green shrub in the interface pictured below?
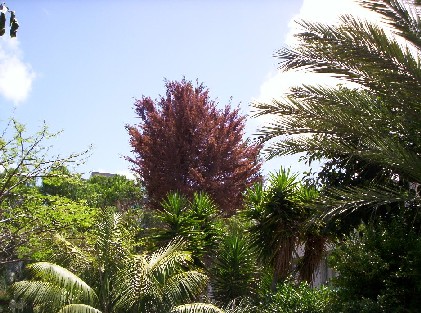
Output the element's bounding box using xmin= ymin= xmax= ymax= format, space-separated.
xmin=329 ymin=215 xmax=421 ymax=312
xmin=258 ymin=282 xmax=333 ymax=313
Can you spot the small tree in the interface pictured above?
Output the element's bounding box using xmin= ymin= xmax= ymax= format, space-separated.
xmin=0 ymin=119 xmax=89 ymax=264
xmin=127 ymin=78 xmax=262 ymax=215
xmin=243 ymin=169 xmax=324 ymax=290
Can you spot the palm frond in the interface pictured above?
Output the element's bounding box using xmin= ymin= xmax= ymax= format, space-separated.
xmin=276 ymin=17 xmax=421 ymax=109
xmin=26 ymin=262 xmax=97 ymax=305
xmin=114 ymin=254 xmax=158 ymax=309
xmin=255 ymin=85 xmax=421 ymax=182
xmin=147 ymin=238 xmax=192 ymax=277
xmin=58 ymin=304 xmax=102 ymax=313
xmin=13 ymin=280 xmax=64 ymax=310
xmin=53 ymin=234 xmax=93 ymax=271
xmin=164 ymin=271 xmax=208 ymax=305
xmin=172 ymin=303 xmax=225 ymax=313
xmin=356 ymin=0 xmax=421 ymax=49
xmin=115 ymin=238 xmax=206 ymax=312
xmin=95 ymin=210 xmax=128 ymax=262
xmin=320 ymin=184 xmax=414 ymax=220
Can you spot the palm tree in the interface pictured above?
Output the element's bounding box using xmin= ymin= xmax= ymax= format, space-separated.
xmin=253 ymin=0 xmax=421 ymax=219
xmin=114 ymin=238 xmax=208 ymax=313
xmin=243 ymin=169 xmax=322 ymax=290
xmin=12 ymin=210 xmax=209 ymax=313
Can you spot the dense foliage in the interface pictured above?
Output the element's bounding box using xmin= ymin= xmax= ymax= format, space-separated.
xmin=41 ymin=166 xmax=144 ymax=210
xmin=252 ymin=0 xmax=421 ymax=311
xmin=329 ymin=214 xmax=421 ymax=312
xmin=257 ymin=282 xmax=333 ymax=313
xmin=3 ymin=1 xmax=421 ymax=313
xmin=0 ymin=119 xmax=89 ymax=265
xmin=153 ymin=192 xmax=221 ymax=263
xmin=13 ymin=210 xmax=210 ymax=313
xmin=127 ymin=78 xmax=262 ymax=215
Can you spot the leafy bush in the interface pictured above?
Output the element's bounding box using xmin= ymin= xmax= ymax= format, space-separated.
xmin=258 ymin=282 xmax=333 ymax=313
xmin=329 ymin=215 xmax=421 ymax=312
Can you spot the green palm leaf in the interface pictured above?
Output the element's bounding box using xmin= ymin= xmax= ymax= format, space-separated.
xmin=115 ymin=238 xmax=208 ymax=312
xmin=58 ymin=304 xmax=102 ymax=313
xmin=320 ymin=184 xmax=412 ymax=220
xmin=164 ymin=271 xmax=208 ymax=305
xmin=172 ymin=303 xmax=225 ymax=313
xmin=12 ymin=262 xmax=98 ymax=313
xmin=28 ymin=262 xmax=97 ymax=304
xmin=13 ymin=281 xmax=64 ymax=309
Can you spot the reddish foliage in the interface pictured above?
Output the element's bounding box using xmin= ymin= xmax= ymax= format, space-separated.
xmin=127 ymin=79 xmax=262 ymax=215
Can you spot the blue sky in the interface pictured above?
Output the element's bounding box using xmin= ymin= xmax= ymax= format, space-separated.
xmin=0 ymin=0 xmax=372 ymax=178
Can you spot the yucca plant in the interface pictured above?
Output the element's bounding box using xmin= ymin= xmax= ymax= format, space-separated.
xmin=243 ymin=168 xmax=324 ymax=290
xmin=210 ymin=221 xmax=258 ymax=305
xmin=154 ymin=192 xmax=221 ymax=264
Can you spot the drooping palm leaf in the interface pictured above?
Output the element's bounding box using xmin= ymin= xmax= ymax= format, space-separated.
xmin=254 ymin=0 xmax=421 ymax=223
xmin=27 ymin=262 xmax=97 ymax=304
xmin=320 ymin=184 xmax=412 ymax=220
xmin=164 ymin=271 xmax=208 ymax=305
xmin=13 ymin=280 xmax=64 ymax=310
xmin=357 ymin=0 xmax=421 ymax=49
xmin=12 ymin=262 xmax=98 ymax=313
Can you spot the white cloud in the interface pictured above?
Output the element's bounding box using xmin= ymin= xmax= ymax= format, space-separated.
xmin=0 ymin=37 xmax=36 ymax=104
xmin=251 ymin=0 xmax=384 ymax=176
xmin=256 ymin=0 xmax=383 ymax=104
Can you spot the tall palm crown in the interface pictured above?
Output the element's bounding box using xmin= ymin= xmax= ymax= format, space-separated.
xmin=254 ymin=0 xmax=421 ymax=217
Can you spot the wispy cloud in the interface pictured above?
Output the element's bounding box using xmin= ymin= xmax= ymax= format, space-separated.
xmin=0 ymin=37 xmax=36 ymax=104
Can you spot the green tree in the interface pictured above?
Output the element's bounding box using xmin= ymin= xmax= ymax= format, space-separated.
xmin=13 ymin=210 xmax=210 ymax=313
xmin=256 ymin=282 xmax=333 ymax=313
xmin=41 ymin=167 xmax=144 ymax=211
xmin=0 ymin=119 xmax=89 ymax=264
xmin=243 ymin=169 xmax=323 ymax=290
xmin=329 ymin=214 xmax=421 ymax=312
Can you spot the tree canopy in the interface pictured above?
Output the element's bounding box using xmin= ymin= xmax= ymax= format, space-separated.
xmin=127 ymin=78 xmax=262 ymax=215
